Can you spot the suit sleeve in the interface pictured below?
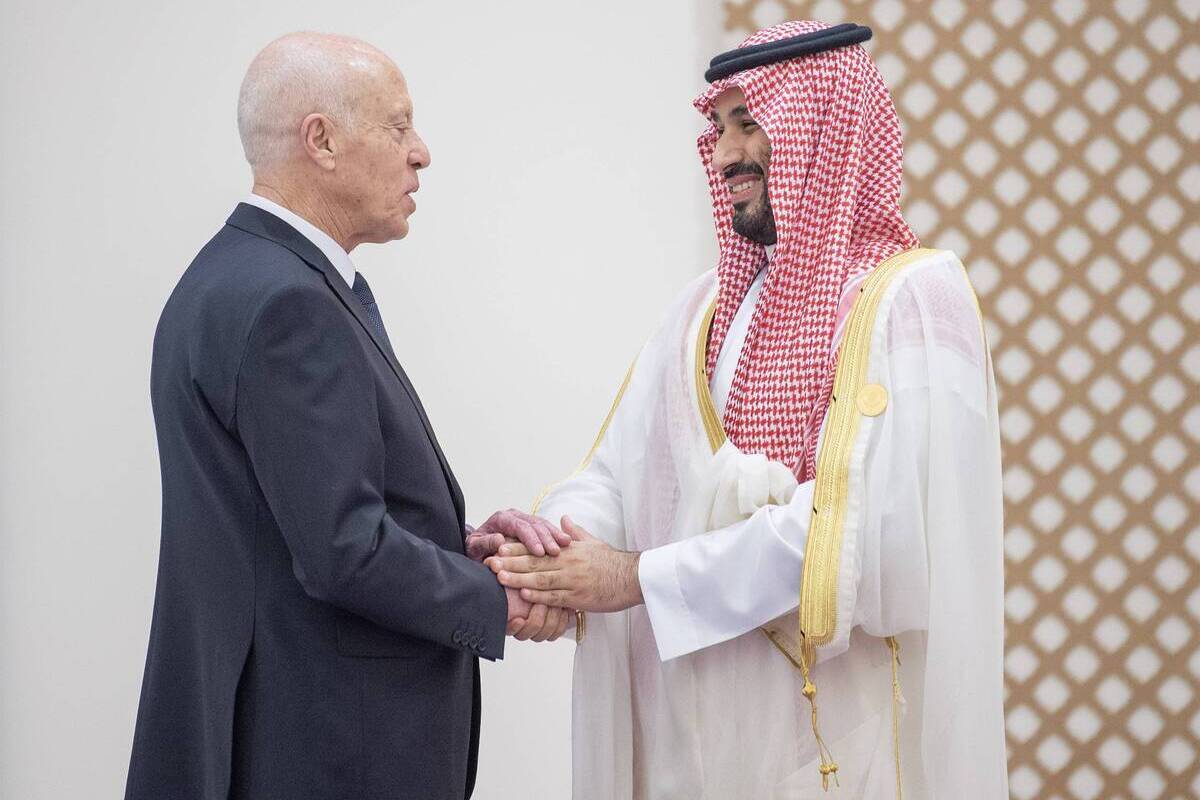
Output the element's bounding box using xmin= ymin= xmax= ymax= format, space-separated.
xmin=235 ymin=284 xmax=508 ymax=660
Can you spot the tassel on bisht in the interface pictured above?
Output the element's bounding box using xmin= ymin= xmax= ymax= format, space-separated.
xmin=799 ymin=643 xmax=839 ymax=791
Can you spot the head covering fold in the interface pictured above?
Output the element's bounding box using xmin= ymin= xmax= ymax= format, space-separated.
xmin=695 ymin=20 xmax=919 ymax=480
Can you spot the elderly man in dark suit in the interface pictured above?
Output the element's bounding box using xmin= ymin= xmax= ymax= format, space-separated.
xmin=125 ymin=31 xmax=569 ymax=800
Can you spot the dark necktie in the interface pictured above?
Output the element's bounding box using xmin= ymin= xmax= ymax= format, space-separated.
xmin=351 ymin=272 xmax=394 ymax=352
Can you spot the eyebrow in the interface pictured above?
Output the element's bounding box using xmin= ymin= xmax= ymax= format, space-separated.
xmin=711 ymin=104 xmax=753 ymax=125
xmin=390 ymin=103 xmax=413 ymax=123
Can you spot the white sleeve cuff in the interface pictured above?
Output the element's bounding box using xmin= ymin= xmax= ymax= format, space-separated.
xmin=638 ymin=541 xmax=700 ymax=662
xmin=636 ymin=479 xmax=815 ymax=662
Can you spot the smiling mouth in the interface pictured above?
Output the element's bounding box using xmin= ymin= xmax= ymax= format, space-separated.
xmin=723 ymin=161 xmax=764 ymax=199
xmin=726 ymin=174 xmax=762 ymax=205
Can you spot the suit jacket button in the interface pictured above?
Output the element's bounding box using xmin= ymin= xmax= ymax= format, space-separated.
xmin=452 ymin=631 xmax=462 ymax=644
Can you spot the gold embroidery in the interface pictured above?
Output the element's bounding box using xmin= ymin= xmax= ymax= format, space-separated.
xmin=694 ymin=298 xmax=726 ymax=453
xmin=795 ymin=247 xmax=934 ymax=791
xmin=799 ymin=247 xmax=936 ymax=648
xmin=690 ymin=254 xmax=930 ymax=665
xmin=797 ymin=255 xmax=984 ymax=642
xmin=692 ymin=249 xmax=981 ymax=791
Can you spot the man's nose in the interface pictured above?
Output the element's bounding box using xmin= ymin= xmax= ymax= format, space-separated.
xmin=711 ymin=135 xmax=743 ymax=175
xmin=411 ymin=130 xmax=431 ymax=170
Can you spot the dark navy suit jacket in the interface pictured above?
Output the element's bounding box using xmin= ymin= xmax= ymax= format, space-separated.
xmin=125 ymin=203 xmax=507 ymax=800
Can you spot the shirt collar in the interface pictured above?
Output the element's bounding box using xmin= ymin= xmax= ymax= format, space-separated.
xmin=243 ymin=193 xmax=356 ymax=287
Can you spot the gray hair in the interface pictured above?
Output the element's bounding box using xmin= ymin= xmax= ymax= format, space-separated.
xmin=237 ymin=32 xmax=389 ymax=171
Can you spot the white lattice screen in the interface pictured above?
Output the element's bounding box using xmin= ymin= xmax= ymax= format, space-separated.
xmin=712 ymin=1 xmax=1199 ymax=797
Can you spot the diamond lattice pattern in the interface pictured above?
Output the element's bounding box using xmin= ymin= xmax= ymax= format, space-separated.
xmin=717 ymin=1 xmax=1200 ymax=797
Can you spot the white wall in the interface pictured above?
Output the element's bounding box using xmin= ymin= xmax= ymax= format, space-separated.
xmin=0 ymin=2 xmax=717 ymax=797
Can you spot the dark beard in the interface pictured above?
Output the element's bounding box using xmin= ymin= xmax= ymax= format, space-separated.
xmin=724 ymin=162 xmax=777 ymax=245
xmin=731 ymin=193 xmax=777 ymax=245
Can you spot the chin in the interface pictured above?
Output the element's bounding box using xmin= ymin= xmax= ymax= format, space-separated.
xmin=732 ymin=208 xmax=757 ymax=229
xmin=373 ymin=216 xmax=409 ymax=243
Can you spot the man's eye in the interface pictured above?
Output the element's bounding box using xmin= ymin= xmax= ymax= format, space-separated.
xmin=741 ymin=121 xmax=758 ymax=131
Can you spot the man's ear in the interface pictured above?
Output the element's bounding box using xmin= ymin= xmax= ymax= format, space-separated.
xmin=300 ymin=113 xmax=337 ymax=171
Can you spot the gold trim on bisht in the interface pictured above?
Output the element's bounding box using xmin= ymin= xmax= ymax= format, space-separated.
xmin=694 ymin=299 xmax=727 ymax=453
xmin=793 ymin=247 xmax=935 ymax=790
xmin=693 ymin=248 xmax=946 ymax=791
xmin=691 ymin=249 xmax=936 ymax=659
xmin=531 ymin=358 xmax=638 ymax=645
xmin=799 ymin=247 xmax=935 ymax=653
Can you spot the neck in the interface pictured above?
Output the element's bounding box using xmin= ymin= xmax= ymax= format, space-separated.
xmin=251 ymin=176 xmax=359 ymax=252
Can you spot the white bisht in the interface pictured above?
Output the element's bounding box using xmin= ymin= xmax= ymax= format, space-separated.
xmin=536 ymin=248 xmax=1008 ymax=799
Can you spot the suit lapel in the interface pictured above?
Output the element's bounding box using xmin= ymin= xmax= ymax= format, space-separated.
xmin=316 ymin=269 xmax=466 ymax=521
xmin=226 ymin=204 xmax=466 ymax=524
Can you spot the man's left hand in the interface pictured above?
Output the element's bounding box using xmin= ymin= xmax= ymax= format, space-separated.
xmin=475 ymin=508 xmax=572 ymax=557
xmin=464 ymin=527 xmax=507 ymax=562
xmin=486 ymin=516 xmax=643 ymax=613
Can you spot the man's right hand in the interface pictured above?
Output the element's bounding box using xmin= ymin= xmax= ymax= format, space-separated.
xmin=505 ymin=586 xmax=570 ymax=643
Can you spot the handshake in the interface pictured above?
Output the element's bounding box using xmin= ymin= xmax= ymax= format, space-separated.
xmin=464 ymin=509 xmax=645 ymax=643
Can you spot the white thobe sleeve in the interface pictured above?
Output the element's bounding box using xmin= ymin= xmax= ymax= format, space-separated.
xmin=535 ymin=402 xmax=627 ymax=551
xmin=639 ymin=260 xmax=985 ymax=667
xmin=638 ymin=264 xmax=816 ymax=661
xmin=534 ymin=422 xmax=625 ymax=638
xmin=638 ymin=480 xmax=814 ymax=661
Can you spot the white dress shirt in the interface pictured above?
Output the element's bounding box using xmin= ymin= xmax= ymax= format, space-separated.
xmin=242 ymin=194 xmax=357 ymax=288
xmin=708 ymin=267 xmax=767 ymax=418
xmin=709 ymin=244 xmax=773 ymax=416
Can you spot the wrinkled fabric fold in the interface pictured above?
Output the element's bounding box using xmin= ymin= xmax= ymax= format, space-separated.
xmin=538 ymin=250 xmax=1006 ymax=798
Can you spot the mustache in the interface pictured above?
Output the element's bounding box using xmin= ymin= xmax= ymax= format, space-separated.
xmin=722 ymin=162 xmax=765 ymax=181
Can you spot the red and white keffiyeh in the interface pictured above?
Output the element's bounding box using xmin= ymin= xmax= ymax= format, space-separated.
xmin=696 ymin=20 xmax=919 ymax=480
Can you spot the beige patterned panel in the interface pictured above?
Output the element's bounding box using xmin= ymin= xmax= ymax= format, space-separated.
xmin=717 ymin=1 xmax=1199 ymax=797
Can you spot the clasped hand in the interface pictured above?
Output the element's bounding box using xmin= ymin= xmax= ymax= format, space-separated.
xmin=466 ymin=509 xmax=573 ymax=642
xmin=486 ymin=516 xmax=643 ymax=614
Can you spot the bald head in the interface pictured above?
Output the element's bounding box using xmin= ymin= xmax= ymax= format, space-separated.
xmin=235 ymin=32 xmax=430 ymax=250
xmin=237 ymin=32 xmax=398 ymax=170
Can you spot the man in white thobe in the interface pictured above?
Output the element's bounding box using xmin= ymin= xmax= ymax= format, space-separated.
xmin=488 ymin=20 xmax=1008 ymax=799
